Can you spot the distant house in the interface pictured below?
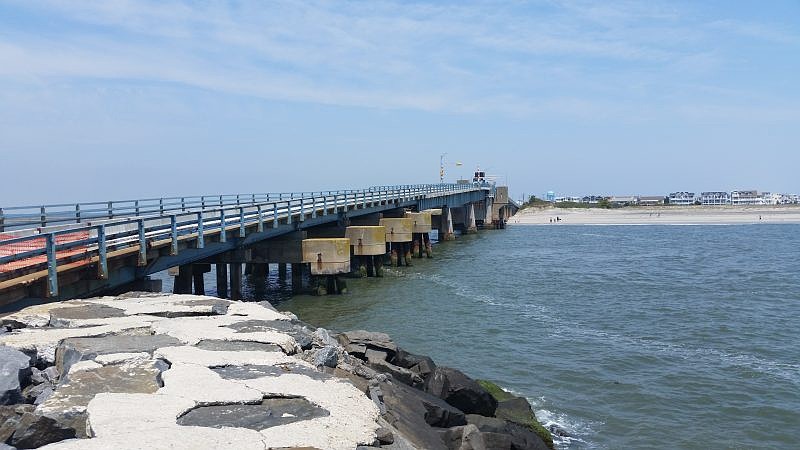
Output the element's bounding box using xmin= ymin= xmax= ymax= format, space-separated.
xmin=581 ymin=195 xmax=606 ymax=204
xmin=730 ymin=190 xmax=762 ymax=205
xmin=668 ymin=192 xmax=696 ymax=206
xmin=700 ymin=192 xmax=730 ymax=205
xmin=639 ymin=196 xmax=666 ymax=206
xmin=610 ymin=196 xmax=639 ymax=206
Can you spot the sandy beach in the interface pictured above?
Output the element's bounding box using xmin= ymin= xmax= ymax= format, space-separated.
xmin=510 ymin=205 xmax=800 ymax=225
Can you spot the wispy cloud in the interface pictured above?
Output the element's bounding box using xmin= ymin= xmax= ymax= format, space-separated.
xmin=0 ymin=0 xmax=798 ymax=119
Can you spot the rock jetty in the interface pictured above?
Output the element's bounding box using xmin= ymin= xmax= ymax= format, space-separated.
xmin=0 ymin=293 xmax=552 ymax=449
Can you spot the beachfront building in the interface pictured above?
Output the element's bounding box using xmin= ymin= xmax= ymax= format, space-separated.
xmin=555 ymin=196 xmax=582 ymax=203
xmin=546 ymin=191 xmax=556 ymax=203
xmin=640 ymin=196 xmax=666 ymax=206
xmin=668 ymin=192 xmax=696 ymax=205
xmin=610 ymin=196 xmax=639 ymax=206
xmin=700 ymin=192 xmax=731 ymax=205
xmin=581 ymin=195 xmax=607 ymax=204
xmin=731 ymin=190 xmax=762 ymax=205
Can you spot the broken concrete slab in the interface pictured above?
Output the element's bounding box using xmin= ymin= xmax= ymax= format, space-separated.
xmin=195 ymin=340 xmax=283 ymax=353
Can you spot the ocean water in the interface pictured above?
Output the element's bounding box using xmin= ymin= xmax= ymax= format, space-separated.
xmin=157 ymin=224 xmax=800 ymax=449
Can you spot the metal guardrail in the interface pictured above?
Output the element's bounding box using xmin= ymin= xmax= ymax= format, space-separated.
xmin=0 ymin=184 xmax=486 ymax=297
xmin=0 ymin=185 xmax=457 ymax=232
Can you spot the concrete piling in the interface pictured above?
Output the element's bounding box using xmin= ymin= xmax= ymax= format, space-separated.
xmin=291 ymin=263 xmax=304 ymax=293
xmin=215 ymin=264 xmax=228 ymax=298
xmin=172 ymin=265 xmax=193 ymax=295
xmin=278 ymin=263 xmax=287 ymax=282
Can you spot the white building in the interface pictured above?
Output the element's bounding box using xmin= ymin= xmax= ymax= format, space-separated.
xmin=731 ymin=190 xmax=762 ymax=205
xmin=668 ymin=192 xmax=696 ymax=206
xmin=700 ymin=192 xmax=730 ymax=205
xmin=610 ymin=196 xmax=639 ymax=206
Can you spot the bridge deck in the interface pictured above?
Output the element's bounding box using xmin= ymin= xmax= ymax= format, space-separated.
xmin=0 ymin=184 xmax=492 ymax=305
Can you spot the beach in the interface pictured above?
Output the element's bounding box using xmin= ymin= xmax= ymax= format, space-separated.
xmin=510 ymin=205 xmax=800 ymax=225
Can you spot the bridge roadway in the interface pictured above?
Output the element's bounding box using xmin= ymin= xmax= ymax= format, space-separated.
xmin=0 ymin=184 xmax=499 ymax=308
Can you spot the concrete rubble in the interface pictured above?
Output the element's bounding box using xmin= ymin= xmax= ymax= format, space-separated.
xmin=1 ymin=293 xmax=553 ymax=449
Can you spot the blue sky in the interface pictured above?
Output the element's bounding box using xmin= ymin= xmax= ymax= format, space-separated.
xmin=1 ymin=0 xmax=798 ymax=204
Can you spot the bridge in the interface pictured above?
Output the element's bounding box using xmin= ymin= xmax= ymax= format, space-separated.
xmin=0 ymin=183 xmax=516 ymax=309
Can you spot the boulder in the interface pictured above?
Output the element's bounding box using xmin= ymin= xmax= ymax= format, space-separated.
xmin=380 ymin=380 xmax=467 ymax=448
xmin=55 ymin=334 xmax=181 ymax=376
xmin=0 ymin=405 xmax=73 ymax=449
xmin=375 ymin=426 xmax=394 ymax=444
xmin=0 ymin=347 xmax=32 ymax=405
xmin=313 ymin=346 xmax=339 ymax=368
xmin=37 ymin=359 xmax=165 ymax=437
xmin=425 ymin=367 xmax=497 ymax=417
xmin=393 ymin=349 xmax=436 ymax=379
xmin=368 ymin=359 xmax=423 ymax=388
xmin=338 ymin=331 xmax=397 ymax=359
xmin=465 ymin=414 xmax=552 ymax=450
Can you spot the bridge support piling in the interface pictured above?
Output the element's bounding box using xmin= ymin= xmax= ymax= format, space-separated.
xmin=278 ymin=263 xmax=287 ymax=282
xmin=215 ymin=264 xmax=228 ymax=298
xmin=230 ymin=263 xmax=242 ymax=300
xmin=291 ymin=263 xmax=304 ymax=293
xmin=173 ymin=265 xmax=193 ymax=294
xmin=192 ymin=267 xmax=205 ymax=296
xmin=440 ymin=207 xmax=455 ymax=241
xmin=424 ymin=233 xmax=433 ymax=258
xmin=465 ymin=203 xmax=478 ymax=234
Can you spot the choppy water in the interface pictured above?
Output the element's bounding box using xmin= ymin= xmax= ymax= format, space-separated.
xmin=159 ymin=224 xmax=800 ymax=449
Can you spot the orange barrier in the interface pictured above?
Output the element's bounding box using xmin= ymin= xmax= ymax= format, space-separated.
xmin=0 ymin=232 xmax=90 ymax=273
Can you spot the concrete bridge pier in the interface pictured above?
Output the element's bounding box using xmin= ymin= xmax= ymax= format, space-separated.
xmin=465 ymin=204 xmax=478 ymax=234
xmin=439 ymin=207 xmax=455 ymax=241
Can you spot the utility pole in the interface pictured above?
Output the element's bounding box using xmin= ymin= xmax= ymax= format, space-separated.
xmin=439 ymin=153 xmax=447 ymax=183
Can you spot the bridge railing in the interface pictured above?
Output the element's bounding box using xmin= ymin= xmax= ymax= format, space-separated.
xmin=0 ymin=183 xmax=483 ymax=296
xmin=0 ymin=184 xmax=459 ymax=232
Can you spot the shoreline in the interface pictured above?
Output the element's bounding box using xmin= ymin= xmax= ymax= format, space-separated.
xmin=510 ymin=205 xmax=800 ymax=226
xmin=0 ymin=293 xmax=554 ymax=449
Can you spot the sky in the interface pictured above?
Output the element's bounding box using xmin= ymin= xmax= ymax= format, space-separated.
xmin=1 ymin=0 xmax=798 ymax=204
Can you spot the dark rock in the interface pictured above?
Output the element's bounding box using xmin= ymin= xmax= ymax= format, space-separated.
xmin=177 ymin=397 xmax=329 ymax=430
xmin=425 ymin=367 xmax=497 ymax=417
xmin=393 ymin=349 xmax=436 ymax=379
xmin=227 ymin=320 xmax=314 ymax=350
xmin=338 ymin=331 xmax=397 ymax=359
xmin=379 ymin=380 xmax=467 ymax=450
xmin=0 ymin=347 xmax=32 ymax=405
xmin=376 ymin=426 xmax=394 ymax=444
xmin=439 ymin=424 xmax=493 ymax=450
xmin=195 ymin=340 xmax=282 ymax=353
xmin=313 ymin=346 xmax=339 ymax=368
xmin=465 ymin=415 xmax=552 ymax=450
xmin=55 ymin=334 xmax=182 ymax=376
xmin=365 ymin=348 xmax=388 ymax=363
xmin=21 ymin=383 xmax=52 ymax=404
xmin=8 ymin=412 xmax=76 ymax=449
xmin=29 ymin=369 xmax=44 ymax=386
xmin=41 ymin=367 xmax=58 ymax=385
xmin=345 ymin=343 xmax=367 ymax=356
xmin=212 ymin=364 xmax=328 ymax=381
xmin=369 ymin=359 xmax=423 ymax=388
xmin=47 ymin=304 xmax=126 ymax=327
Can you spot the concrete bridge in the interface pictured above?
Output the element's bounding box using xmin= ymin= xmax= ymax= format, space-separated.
xmin=0 ymin=183 xmax=514 ymax=309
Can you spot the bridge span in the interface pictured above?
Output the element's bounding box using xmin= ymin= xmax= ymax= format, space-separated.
xmin=1 ymin=183 xmax=515 ymax=309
